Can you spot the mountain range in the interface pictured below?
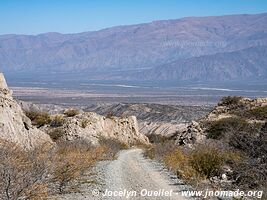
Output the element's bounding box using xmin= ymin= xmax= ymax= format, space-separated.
xmin=0 ymin=13 xmax=267 ymax=82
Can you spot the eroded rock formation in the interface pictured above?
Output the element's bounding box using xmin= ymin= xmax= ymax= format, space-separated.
xmin=0 ymin=73 xmax=52 ymax=148
xmin=46 ymin=112 xmax=149 ymax=145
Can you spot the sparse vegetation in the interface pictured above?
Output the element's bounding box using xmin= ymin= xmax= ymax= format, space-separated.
xmin=163 ymin=147 xmax=198 ymax=182
xmin=25 ymin=111 xmax=51 ymax=127
xmin=147 ymin=141 xmax=235 ymax=185
xmin=219 ymin=96 xmax=242 ymax=106
xmin=189 ymin=146 xmax=224 ymax=178
xmin=50 ymin=115 xmax=65 ymax=127
xmin=206 ymin=117 xmax=248 ymax=139
xmin=99 ymin=137 xmax=129 ymax=159
xmin=106 ymin=112 xmax=114 ymax=119
xmin=145 ymin=113 xmax=266 ymax=191
xmin=0 ymin=139 xmax=51 ymax=200
xmin=48 ymin=128 xmax=65 ymax=141
xmin=244 ymin=105 xmax=267 ymax=120
xmin=144 ymin=140 xmax=177 ymax=160
xmin=147 ymin=134 xmax=169 ymax=143
xmin=0 ymin=137 xmax=128 ymax=198
xmin=50 ymin=140 xmax=106 ymax=194
xmin=81 ymin=119 xmax=89 ymax=128
xmin=64 ymin=109 xmax=79 ymax=117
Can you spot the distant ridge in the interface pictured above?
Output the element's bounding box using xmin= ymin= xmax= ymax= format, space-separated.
xmin=0 ymin=13 xmax=267 ymax=82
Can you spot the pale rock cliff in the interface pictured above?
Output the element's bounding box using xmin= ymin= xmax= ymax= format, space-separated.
xmin=0 ymin=73 xmax=52 ymax=148
xmin=47 ymin=112 xmax=149 ymax=145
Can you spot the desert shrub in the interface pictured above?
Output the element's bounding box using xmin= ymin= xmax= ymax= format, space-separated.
xmin=161 ymin=143 xmax=232 ymax=184
xmin=144 ymin=140 xmax=177 ymax=160
xmin=106 ymin=112 xmax=114 ymax=119
xmin=219 ymin=96 xmax=242 ymax=106
xmin=223 ymin=150 xmax=243 ymax=165
xmin=25 ymin=111 xmax=51 ymax=128
xmin=50 ymin=115 xmax=65 ymax=127
xmin=189 ymin=146 xmax=224 ymax=178
xmin=0 ymin=140 xmax=51 ymax=200
xmin=81 ymin=119 xmax=89 ymax=128
xmin=0 ymin=139 xmax=113 ymax=197
xmin=25 ymin=110 xmax=39 ymax=120
xmin=164 ymin=148 xmax=198 ymax=182
xmin=99 ymin=137 xmax=128 ymax=159
xmin=147 ymin=134 xmax=169 ymax=143
xmin=244 ymin=105 xmax=267 ymax=120
xmin=64 ymin=109 xmax=79 ymax=117
xmin=49 ymin=140 xmax=106 ymax=194
xmin=231 ymin=157 xmax=267 ymax=190
xmin=229 ymin=124 xmax=267 ymax=159
xmin=48 ymin=128 xmax=65 ymax=141
xmin=206 ymin=117 xmax=248 ymax=139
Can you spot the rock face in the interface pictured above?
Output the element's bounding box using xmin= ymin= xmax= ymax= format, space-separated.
xmin=48 ymin=112 xmax=149 ymax=145
xmin=172 ymin=121 xmax=205 ymax=145
xmin=204 ymin=97 xmax=267 ymax=122
xmin=172 ymin=97 xmax=267 ymax=146
xmin=84 ymin=103 xmax=211 ymax=137
xmin=0 ymin=73 xmax=52 ymax=149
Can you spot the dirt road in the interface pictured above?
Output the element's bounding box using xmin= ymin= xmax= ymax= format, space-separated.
xmin=58 ymin=149 xmax=190 ymax=200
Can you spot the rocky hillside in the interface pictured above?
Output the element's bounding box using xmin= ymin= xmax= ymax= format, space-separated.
xmin=84 ymin=103 xmax=211 ymax=136
xmin=0 ymin=73 xmax=148 ymax=147
xmin=173 ymin=96 xmax=267 ymax=145
xmin=148 ymin=96 xmax=267 ymax=195
xmin=136 ymin=46 xmax=267 ymax=81
xmin=41 ymin=111 xmax=149 ymax=145
xmin=0 ymin=73 xmax=52 ymax=148
xmin=1 ymin=13 xmax=267 ymax=82
xmin=18 ymin=101 xmax=211 ymax=137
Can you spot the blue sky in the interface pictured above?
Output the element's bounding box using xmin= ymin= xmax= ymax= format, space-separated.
xmin=0 ymin=0 xmax=267 ymax=35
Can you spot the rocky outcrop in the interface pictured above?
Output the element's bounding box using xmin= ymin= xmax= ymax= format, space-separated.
xmin=172 ymin=97 xmax=267 ymax=146
xmin=203 ymin=97 xmax=267 ymax=122
xmin=17 ymin=101 xmax=150 ymax=146
xmin=139 ymin=121 xmax=189 ymax=137
xmin=172 ymin=121 xmax=205 ymax=145
xmin=84 ymin=103 xmax=211 ymax=137
xmin=0 ymin=73 xmax=52 ymax=149
xmin=47 ymin=112 xmax=149 ymax=145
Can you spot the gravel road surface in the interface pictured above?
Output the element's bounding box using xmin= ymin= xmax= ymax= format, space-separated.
xmin=57 ymin=148 xmax=191 ymax=200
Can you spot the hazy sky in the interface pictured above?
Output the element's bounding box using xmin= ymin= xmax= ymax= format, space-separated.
xmin=1 ymin=0 xmax=267 ymax=35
